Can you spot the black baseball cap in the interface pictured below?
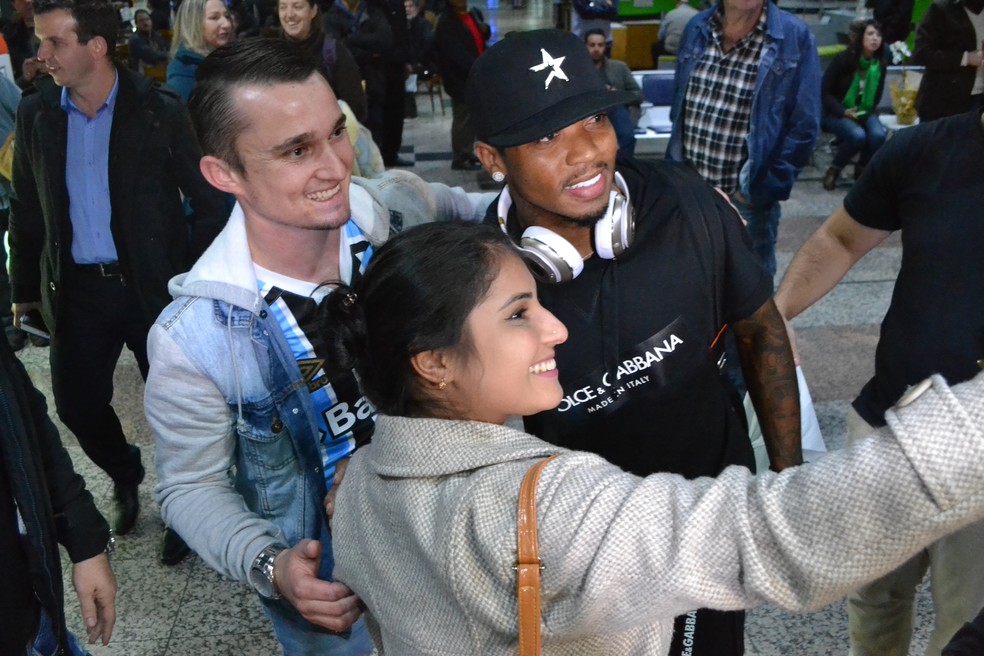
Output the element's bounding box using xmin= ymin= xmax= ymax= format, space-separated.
xmin=466 ymin=29 xmax=638 ymax=148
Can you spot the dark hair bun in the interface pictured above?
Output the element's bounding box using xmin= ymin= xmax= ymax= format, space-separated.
xmin=319 ymin=283 xmax=368 ymax=379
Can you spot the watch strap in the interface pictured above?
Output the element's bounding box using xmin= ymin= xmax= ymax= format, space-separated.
xmin=250 ymin=545 xmax=286 ymax=599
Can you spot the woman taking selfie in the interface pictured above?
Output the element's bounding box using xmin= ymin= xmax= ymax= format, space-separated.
xmin=322 ymin=221 xmax=984 ymax=654
xmin=821 ymin=19 xmax=888 ymax=190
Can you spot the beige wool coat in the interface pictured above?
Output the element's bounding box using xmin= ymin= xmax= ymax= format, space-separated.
xmin=332 ymin=373 xmax=984 ymax=655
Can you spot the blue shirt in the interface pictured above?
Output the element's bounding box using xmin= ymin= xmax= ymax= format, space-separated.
xmin=255 ymin=220 xmax=376 ymax=491
xmin=62 ymin=72 xmax=119 ymax=264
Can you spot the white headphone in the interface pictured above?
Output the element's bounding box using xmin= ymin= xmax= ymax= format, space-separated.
xmin=497 ymin=172 xmax=634 ymax=284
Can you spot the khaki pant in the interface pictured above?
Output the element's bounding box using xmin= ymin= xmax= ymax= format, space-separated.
xmin=846 ymin=407 xmax=984 ymax=656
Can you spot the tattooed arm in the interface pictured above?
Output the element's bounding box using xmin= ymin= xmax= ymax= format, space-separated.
xmin=733 ymin=298 xmax=802 ymax=472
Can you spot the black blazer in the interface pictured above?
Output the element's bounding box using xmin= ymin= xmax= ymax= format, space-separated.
xmin=434 ymin=8 xmax=487 ymax=100
xmin=913 ymin=0 xmax=980 ymax=121
xmin=8 ymin=65 xmax=228 ymax=334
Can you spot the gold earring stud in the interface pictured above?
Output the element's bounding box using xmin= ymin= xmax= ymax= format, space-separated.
xmin=438 ymin=378 xmax=447 ymax=390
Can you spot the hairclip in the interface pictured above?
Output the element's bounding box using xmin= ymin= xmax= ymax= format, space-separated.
xmin=342 ymin=291 xmax=358 ymax=307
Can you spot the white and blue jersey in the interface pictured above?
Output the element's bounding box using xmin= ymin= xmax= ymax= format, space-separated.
xmin=255 ymin=220 xmax=376 ymax=490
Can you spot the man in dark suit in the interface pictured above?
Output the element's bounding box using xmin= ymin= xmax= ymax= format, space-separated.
xmin=433 ymin=0 xmax=488 ymax=170
xmin=913 ymin=0 xmax=984 ymax=121
xmin=8 ymin=0 xmax=227 ymax=563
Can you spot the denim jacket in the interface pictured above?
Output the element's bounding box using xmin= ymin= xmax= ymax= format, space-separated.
xmin=667 ymin=1 xmax=820 ymax=206
xmin=146 ymin=172 xmax=495 ymax=590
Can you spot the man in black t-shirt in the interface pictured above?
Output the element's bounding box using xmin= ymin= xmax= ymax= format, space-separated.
xmin=468 ymin=29 xmax=802 ymax=656
xmin=775 ymin=108 xmax=984 ymax=656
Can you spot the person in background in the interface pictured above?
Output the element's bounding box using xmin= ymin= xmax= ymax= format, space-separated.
xmin=433 ymin=0 xmax=487 ymax=170
xmin=0 ymin=335 xmax=117 ymax=656
xmin=276 ymin=0 xmax=367 ymax=121
xmin=324 ymin=0 xmax=412 ymax=167
xmin=669 ymin=0 xmax=820 ymax=281
xmin=377 ymin=0 xmax=411 ymax=167
xmin=0 ymin=73 xmax=25 ymax=351
xmin=147 ymin=0 xmax=171 ymax=29
xmin=651 ymin=0 xmax=698 ymax=64
xmin=866 ymin=0 xmax=914 ymax=44
xmin=128 ymin=7 xmax=169 ymax=73
xmin=2 ymin=0 xmax=42 ymax=88
xmin=912 ymin=0 xmax=984 ymax=122
xmin=403 ymin=0 xmax=434 ymax=118
xmin=166 ymin=0 xmax=233 ymax=100
xmin=570 ymin=0 xmax=612 ymax=44
xmin=585 ymin=28 xmax=642 ymax=156
xmin=10 ymin=0 xmax=228 ymax=567
xmin=775 ymin=107 xmax=984 ymax=656
xmin=820 ymin=18 xmax=887 ymax=190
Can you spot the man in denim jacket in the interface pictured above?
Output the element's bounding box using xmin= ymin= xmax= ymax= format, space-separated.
xmin=668 ymin=0 xmax=820 ymax=281
xmin=143 ymin=39 xmax=492 ymax=655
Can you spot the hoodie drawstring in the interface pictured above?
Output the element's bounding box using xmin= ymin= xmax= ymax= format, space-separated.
xmin=228 ymin=309 xmax=245 ymax=433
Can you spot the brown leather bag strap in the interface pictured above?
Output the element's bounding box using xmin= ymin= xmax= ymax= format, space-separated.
xmin=517 ymin=454 xmax=559 ymax=656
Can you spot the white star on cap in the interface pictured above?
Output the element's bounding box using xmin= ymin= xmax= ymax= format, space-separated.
xmin=529 ymin=48 xmax=569 ymax=89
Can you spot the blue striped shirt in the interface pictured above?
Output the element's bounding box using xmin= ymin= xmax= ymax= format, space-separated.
xmin=255 ymin=220 xmax=376 ymax=491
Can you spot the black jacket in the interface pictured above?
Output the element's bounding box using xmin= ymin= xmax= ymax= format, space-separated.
xmin=407 ymin=12 xmax=436 ymax=73
xmin=1 ymin=16 xmax=37 ymax=89
xmin=279 ymin=27 xmax=368 ymax=121
xmin=8 ymin=65 xmax=228 ymax=335
xmin=324 ymin=0 xmax=394 ymax=99
xmin=913 ymin=0 xmax=980 ymax=121
xmin=867 ymin=0 xmax=915 ymax=43
xmin=821 ymin=50 xmax=887 ymax=118
xmin=323 ymin=0 xmax=394 ymax=66
xmin=0 ymin=337 xmax=110 ymax=653
xmin=433 ymin=8 xmax=487 ymax=100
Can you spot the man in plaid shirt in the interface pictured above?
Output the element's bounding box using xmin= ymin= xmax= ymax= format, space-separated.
xmin=668 ymin=0 xmax=820 ymax=282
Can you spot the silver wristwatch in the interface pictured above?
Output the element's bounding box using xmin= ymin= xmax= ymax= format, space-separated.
xmin=249 ymin=545 xmax=286 ymax=599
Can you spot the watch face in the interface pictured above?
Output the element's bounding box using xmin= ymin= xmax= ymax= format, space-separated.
xmin=249 ymin=566 xmax=274 ymax=598
xmin=250 ymin=548 xmax=283 ymax=599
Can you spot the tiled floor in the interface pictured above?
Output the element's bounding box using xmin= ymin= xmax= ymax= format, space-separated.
xmin=11 ymin=2 xmax=945 ymax=654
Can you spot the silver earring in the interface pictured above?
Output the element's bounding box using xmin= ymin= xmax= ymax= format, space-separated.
xmin=492 ymin=171 xmax=505 ymax=183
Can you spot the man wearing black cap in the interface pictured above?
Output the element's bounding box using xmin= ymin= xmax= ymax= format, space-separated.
xmin=469 ymin=28 xmax=801 ymax=656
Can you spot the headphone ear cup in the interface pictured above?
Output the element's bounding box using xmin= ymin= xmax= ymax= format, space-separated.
xmin=518 ymin=226 xmax=584 ymax=284
xmin=613 ymin=190 xmax=634 ymax=255
xmin=593 ymin=189 xmax=633 ymax=260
